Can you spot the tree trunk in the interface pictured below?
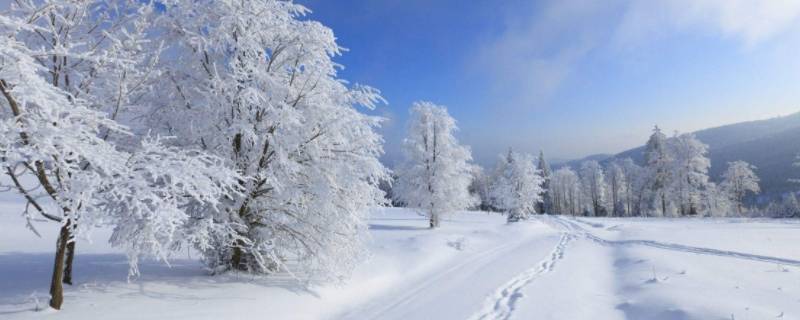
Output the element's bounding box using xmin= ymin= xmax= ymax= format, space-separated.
xmin=230 ymin=238 xmax=247 ymax=270
xmin=49 ymin=223 xmax=71 ymax=310
xmin=429 ymin=213 xmax=439 ymax=228
xmin=63 ymin=240 xmax=75 ymax=285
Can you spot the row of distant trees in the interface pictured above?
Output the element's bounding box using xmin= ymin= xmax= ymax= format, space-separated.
xmin=538 ymin=127 xmax=762 ymax=218
xmin=391 ymin=107 xmax=778 ymax=225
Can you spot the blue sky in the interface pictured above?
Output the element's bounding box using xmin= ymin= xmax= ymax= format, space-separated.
xmin=2 ymin=0 xmax=797 ymax=165
xmin=299 ymin=0 xmax=800 ymax=166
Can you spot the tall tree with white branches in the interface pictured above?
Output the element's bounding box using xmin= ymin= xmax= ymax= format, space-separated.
xmin=394 ymin=102 xmax=476 ymax=228
xmin=645 ymin=126 xmax=672 ymax=216
xmin=149 ymin=0 xmax=390 ymax=278
xmin=668 ymin=133 xmax=711 ymax=216
xmin=0 ymin=1 xmax=239 ymax=309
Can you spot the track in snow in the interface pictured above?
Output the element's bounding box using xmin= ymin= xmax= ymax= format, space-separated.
xmin=338 ymin=237 xmax=539 ymax=320
xmin=547 ymin=215 xmax=800 ymax=267
xmin=468 ymin=232 xmax=573 ymax=320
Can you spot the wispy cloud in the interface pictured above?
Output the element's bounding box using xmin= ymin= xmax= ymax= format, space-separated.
xmin=617 ymin=0 xmax=800 ymax=47
xmin=472 ymin=1 xmax=614 ymax=109
xmin=475 ymin=0 xmax=800 ymax=110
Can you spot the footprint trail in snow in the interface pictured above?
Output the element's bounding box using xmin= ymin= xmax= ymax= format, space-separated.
xmin=469 ymin=232 xmax=573 ymax=320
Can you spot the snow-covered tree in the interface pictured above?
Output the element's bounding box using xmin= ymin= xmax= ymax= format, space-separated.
xmin=0 ymin=3 xmax=239 ymax=309
xmin=700 ymin=182 xmax=734 ymax=217
xmin=490 ymin=149 xmax=544 ymax=221
xmin=469 ymin=166 xmax=494 ymax=211
xmin=147 ymin=0 xmax=390 ymax=278
xmin=394 ymin=102 xmax=475 ymax=228
xmin=644 ymin=126 xmax=672 ymax=216
xmin=668 ymin=133 xmax=711 ymax=216
xmin=606 ymin=161 xmax=627 ymax=217
xmin=537 ymin=150 xmax=552 ymax=214
xmin=620 ymin=158 xmax=647 ymax=217
xmin=579 ymin=160 xmax=608 ymax=216
xmin=7 ymin=0 xmax=169 ymax=286
xmin=765 ymin=193 xmax=800 ymax=218
xmin=550 ymin=167 xmax=582 ymax=216
xmin=721 ymin=160 xmax=760 ymax=216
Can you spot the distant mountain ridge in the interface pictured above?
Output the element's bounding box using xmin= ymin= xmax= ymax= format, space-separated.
xmin=557 ymin=111 xmax=800 ymax=201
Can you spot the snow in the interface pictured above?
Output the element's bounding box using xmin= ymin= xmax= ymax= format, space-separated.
xmin=2 ymin=204 xmax=800 ymax=319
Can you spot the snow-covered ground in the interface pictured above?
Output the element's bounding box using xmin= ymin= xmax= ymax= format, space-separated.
xmin=2 ymin=205 xmax=799 ymax=319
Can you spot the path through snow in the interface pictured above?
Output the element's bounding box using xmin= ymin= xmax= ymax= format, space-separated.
xmin=548 ymin=215 xmax=800 ymax=267
xmin=468 ymin=232 xmax=573 ymax=320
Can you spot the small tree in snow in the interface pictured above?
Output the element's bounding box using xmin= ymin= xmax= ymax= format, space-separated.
xmin=700 ymin=182 xmax=734 ymax=217
xmin=394 ymin=102 xmax=476 ymax=228
xmin=721 ymin=161 xmax=760 ymax=216
xmin=469 ymin=166 xmax=494 ymax=211
xmin=537 ymin=150 xmax=552 ymax=214
xmin=607 ymin=161 xmax=627 ymax=217
xmin=772 ymin=193 xmax=800 ymax=218
xmin=620 ymin=158 xmax=646 ymax=217
xmin=490 ymin=149 xmax=544 ymax=222
xmin=550 ymin=167 xmax=582 ymax=216
xmin=579 ymin=160 xmax=608 ymax=217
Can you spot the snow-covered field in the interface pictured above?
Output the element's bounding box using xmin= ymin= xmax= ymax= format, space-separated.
xmin=2 ymin=205 xmax=799 ymax=320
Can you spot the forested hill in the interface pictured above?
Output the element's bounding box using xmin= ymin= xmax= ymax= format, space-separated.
xmin=560 ymin=111 xmax=800 ymax=200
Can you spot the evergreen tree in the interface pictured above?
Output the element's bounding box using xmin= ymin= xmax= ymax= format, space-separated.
xmin=537 ymin=150 xmax=552 ymax=214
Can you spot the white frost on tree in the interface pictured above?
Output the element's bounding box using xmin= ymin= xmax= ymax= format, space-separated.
xmin=701 ymin=182 xmax=734 ymax=217
xmin=668 ymin=133 xmax=711 ymax=216
xmin=579 ymin=160 xmax=608 ymax=217
xmin=620 ymin=158 xmax=647 ymax=217
xmin=721 ymin=160 xmax=760 ymax=216
xmin=549 ymin=167 xmax=582 ymax=216
xmin=147 ymin=0 xmax=390 ymax=279
xmin=0 ymin=2 xmax=239 ymax=310
xmin=490 ymin=149 xmax=544 ymax=222
xmin=394 ymin=102 xmax=476 ymax=228
xmin=644 ymin=126 xmax=672 ymax=216
xmin=606 ymin=161 xmax=627 ymax=217
xmin=469 ymin=166 xmax=493 ymax=211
